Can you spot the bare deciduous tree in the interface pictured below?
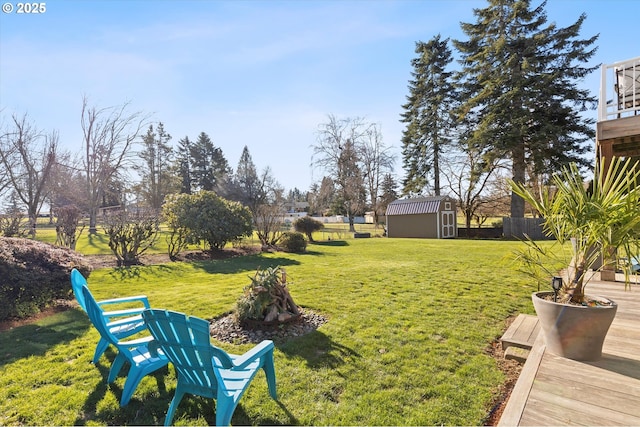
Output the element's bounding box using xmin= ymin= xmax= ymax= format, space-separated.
xmin=81 ymin=96 xmax=148 ymax=233
xmin=46 ymin=150 xmax=85 ymax=224
xmin=441 ymin=143 xmax=506 ymax=231
xmin=358 ymin=123 xmax=395 ymax=226
xmin=253 ymin=168 xmax=286 ymax=248
xmin=0 ymin=113 xmax=58 ymax=236
xmin=313 ymin=115 xmax=369 ymax=232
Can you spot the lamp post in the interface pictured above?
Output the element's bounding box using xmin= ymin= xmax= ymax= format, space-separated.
xmin=552 ymin=276 xmax=563 ymax=302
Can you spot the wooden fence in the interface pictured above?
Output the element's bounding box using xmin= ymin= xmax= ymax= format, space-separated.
xmin=503 ymin=217 xmax=549 ymax=240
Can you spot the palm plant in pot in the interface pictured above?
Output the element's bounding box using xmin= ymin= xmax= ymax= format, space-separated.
xmin=510 ymin=156 xmax=640 ymax=361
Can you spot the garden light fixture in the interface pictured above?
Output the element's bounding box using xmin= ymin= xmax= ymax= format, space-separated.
xmin=552 ymin=276 xmax=563 ymax=302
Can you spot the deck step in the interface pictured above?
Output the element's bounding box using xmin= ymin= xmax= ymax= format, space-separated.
xmin=504 ymin=346 xmax=531 ymax=363
xmin=500 ymin=314 xmax=540 ymax=352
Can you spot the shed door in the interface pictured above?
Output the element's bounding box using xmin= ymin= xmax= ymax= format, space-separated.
xmin=441 ymin=211 xmax=455 ymax=238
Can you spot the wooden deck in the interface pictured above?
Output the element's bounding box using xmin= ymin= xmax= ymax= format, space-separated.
xmin=498 ymin=276 xmax=640 ymax=426
xmin=501 ymin=314 xmax=540 ymax=351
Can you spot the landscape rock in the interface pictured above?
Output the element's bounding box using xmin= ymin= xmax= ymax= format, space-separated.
xmin=209 ymin=308 xmax=328 ymax=344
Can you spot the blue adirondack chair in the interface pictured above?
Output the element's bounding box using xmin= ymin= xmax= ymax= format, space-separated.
xmin=71 ymin=268 xmax=150 ymax=363
xmin=141 ymin=309 xmax=278 ymax=426
xmin=82 ymin=285 xmax=169 ymax=406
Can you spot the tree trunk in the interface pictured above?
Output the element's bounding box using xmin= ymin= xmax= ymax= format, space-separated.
xmin=510 ymin=142 xmax=526 ymax=218
xmin=433 ymin=141 xmax=441 ymax=196
xmin=600 ymin=245 xmax=617 ymax=282
xmin=89 ymin=207 xmax=98 ymax=234
xmin=569 ymin=258 xmax=586 ymax=304
xmin=28 ymin=213 xmax=37 ymax=237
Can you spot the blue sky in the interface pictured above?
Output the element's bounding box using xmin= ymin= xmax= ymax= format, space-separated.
xmin=0 ymin=0 xmax=637 ymax=193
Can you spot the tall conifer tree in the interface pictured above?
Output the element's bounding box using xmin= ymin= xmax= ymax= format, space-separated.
xmin=400 ymin=34 xmax=455 ymax=196
xmin=135 ymin=122 xmax=175 ymax=210
xmin=189 ymin=132 xmax=230 ymax=194
xmin=175 ymin=136 xmax=192 ymax=194
xmin=231 ymin=145 xmax=264 ymax=214
xmin=453 ymin=0 xmax=598 ymax=217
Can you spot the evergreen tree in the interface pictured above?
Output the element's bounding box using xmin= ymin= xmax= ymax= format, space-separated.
xmin=189 ymin=132 xmax=231 ymax=195
xmin=379 ymin=173 xmax=399 ymax=213
xmin=135 ymin=123 xmax=176 ymax=211
xmin=453 ymin=0 xmax=598 ymax=217
xmin=337 ymin=139 xmax=366 ymax=231
xmin=287 ymin=187 xmax=307 ymax=203
xmin=175 ymin=136 xmax=192 ymax=194
xmin=307 ymin=179 xmax=336 ymax=216
xmin=231 ymin=145 xmax=264 ymax=214
xmin=400 ymin=35 xmax=456 ymax=196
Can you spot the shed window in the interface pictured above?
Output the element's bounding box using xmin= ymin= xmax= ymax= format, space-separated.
xmin=445 ymin=202 xmax=451 ymax=210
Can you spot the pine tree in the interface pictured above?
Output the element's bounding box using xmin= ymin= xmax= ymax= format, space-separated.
xmin=135 ymin=123 xmax=176 ymax=211
xmin=378 ymin=173 xmax=399 ymax=218
xmin=400 ymin=34 xmax=456 ymax=196
xmin=175 ymin=136 xmax=192 ymax=194
xmin=189 ymin=132 xmax=231 ymax=194
xmin=453 ymin=0 xmax=598 ymax=217
xmin=231 ymin=145 xmax=264 ymax=214
xmin=337 ymin=139 xmax=366 ymax=232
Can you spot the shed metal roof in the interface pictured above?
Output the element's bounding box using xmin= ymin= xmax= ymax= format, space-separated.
xmin=386 ymin=197 xmax=452 ymax=216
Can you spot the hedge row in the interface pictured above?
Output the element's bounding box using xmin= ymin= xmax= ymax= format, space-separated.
xmin=0 ymin=237 xmax=92 ymax=321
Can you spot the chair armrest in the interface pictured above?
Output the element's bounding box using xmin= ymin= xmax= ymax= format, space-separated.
xmin=103 ymin=307 xmax=146 ymax=319
xmin=98 ymin=295 xmax=150 ymax=309
xmin=232 ymin=340 xmax=275 ymax=369
xmin=106 ymin=314 xmax=143 ymax=328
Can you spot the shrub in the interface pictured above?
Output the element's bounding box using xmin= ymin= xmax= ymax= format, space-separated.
xmin=165 ymin=226 xmax=189 ymax=261
xmin=279 ymin=232 xmax=307 ymax=253
xmin=104 ymin=212 xmax=159 ymax=266
xmin=163 ymin=191 xmax=253 ymax=251
xmin=0 ymin=214 xmax=27 ymax=238
xmin=1 ymin=193 xmax=29 ymax=238
xmin=293 ymin=216 xmax=324 ymax=242
xmin=54 ymin=205 xmax=85 ymax=249
xmin=0 ymin=237 xmax=92 ymax=321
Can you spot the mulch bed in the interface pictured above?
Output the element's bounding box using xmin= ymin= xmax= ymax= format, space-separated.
xmin=483 ymin=315 xmax=524 ymax=425
xmin=83 ymin=247 xmax=262 ymax=269
xmin=209 ymin=309 xmax=328 ymax=345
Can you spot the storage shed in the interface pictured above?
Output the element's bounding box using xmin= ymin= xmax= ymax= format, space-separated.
xmin=385 ymin=196 xmax=457 ymax=239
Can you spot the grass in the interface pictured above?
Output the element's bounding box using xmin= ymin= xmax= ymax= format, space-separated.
xmin=0 ymin=237 xmax=539 ymax=426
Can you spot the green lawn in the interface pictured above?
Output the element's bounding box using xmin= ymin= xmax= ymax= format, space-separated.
xmin=0 ymin=237 xmax=538 ymax=426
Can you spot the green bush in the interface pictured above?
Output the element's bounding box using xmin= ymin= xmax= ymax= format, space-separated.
xmin=163 ymin=191 xmax=253 ymax=251
xmin=104 ymin=213 xmax=159 ymax=266
xmin=279 ymin=231 xmax=307 ymax=253
xmin=0 ymin=237 xmax=92 ymax=321
xmin=293 ymin=216 xmax=324 ymax=241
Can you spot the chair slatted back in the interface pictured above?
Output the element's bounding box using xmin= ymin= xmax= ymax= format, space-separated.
xmin=82 ymin=285 xmax=119 ymax=346
xmin=71 ymin=269 xmax=89 ymax=312
xmin=142 ymin=309 xmax=234 ymax=390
